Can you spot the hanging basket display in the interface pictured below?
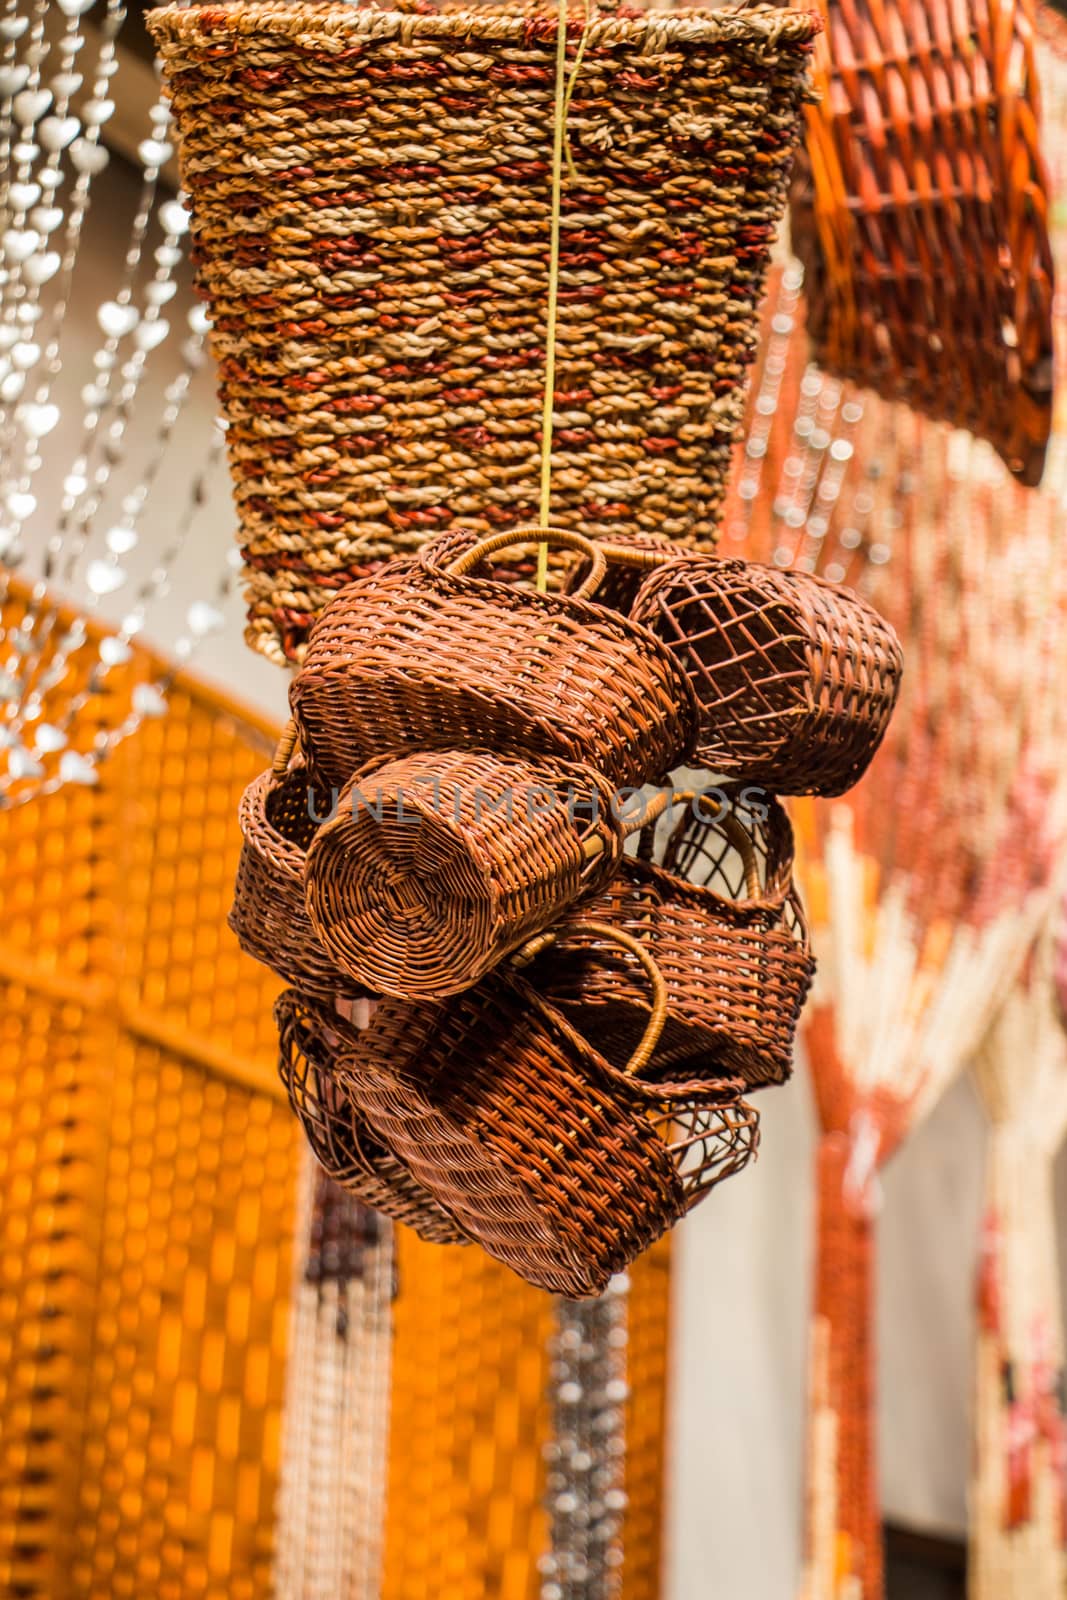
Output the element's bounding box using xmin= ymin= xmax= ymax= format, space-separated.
xmin=148 ymin=0 xmax=822 ymax=665
xmin=229 ymin=725 xmax=372 ymax=1005
xmin=335 ymin=949 xmax=758 ymax=1297
xmin=276 ymin=989 xmax=465 ymax=1245
xmin=791 ymin=0 xmax=1055 ymax=485
xmin=290 ymin=529 xmax=697 ymax=791
xmin=304 ymin=747 xmax=624 ymax=998
xmin=629 ymin=555 xmax=903 ymax=795
xmin=532 ymin=785 xmax=815 ymax=1087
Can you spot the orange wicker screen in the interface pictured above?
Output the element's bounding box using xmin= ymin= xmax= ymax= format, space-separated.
xmin=0 ymin=584 xmax=670 ymax=1599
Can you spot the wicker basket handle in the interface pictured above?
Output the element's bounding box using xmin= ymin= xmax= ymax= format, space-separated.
xmin=515 ymin=920 xmax=667 ymax=1077
xmin=639 ymin=788 xmax=762 ymax=899
xmin=272 ymin=718 xmax=299 ymax=780
xmin=446 ymin=526 xmax=608 ymax=602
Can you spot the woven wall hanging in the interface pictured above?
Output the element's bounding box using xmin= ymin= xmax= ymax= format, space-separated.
xmin=730 ymin=190 xmax=1067 ymax=1597
xmin=148 ymin=0 xmax=819 ymax=665
xmin=791 ymin=0 xmax=1055 ymax=485
xmin=970 ymin=920 xmax=1067 ymax=1600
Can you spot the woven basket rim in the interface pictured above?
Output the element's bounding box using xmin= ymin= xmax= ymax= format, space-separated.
xmin=148 ymin=1 xmax=823 ymax=52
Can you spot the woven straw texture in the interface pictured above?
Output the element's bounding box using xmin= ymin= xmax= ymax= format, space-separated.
xmin=629 ymin=554 xmax=903 ymax=796
xmin=0 ymin=582 xmax=674 ymax=1600
xmin=148 ymin=0 xmax=820 ymax=665
xmin=337 ymin=969 xmax=757 ymax=1296
xmin=792 ymin=0 xmax=1055 ymax=485
xmin=535 ymin=785 xmax=815 ymax=1086
xmin=303 ymin=747 xmax=623 ymax=998
xmin=290 ymin=535 xmax=697 ymax=791
xmin=276 ymin=990 xmax=465 ymax=1243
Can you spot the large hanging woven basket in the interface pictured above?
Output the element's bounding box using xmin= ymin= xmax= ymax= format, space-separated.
xmin=290 ymin=529 xmax=698 ymax=790
xmin=229 ymin=725 xmax=372 ymax=1004
xmin=791 ymin=0 xmax=1054 ymax=485
xmin=148 ymin=0 xmax=821 ymax=665
xmin=532 ymin=785 xmax=815 ymax=1087
xmin=335 ymin=956 xmax=757 ymax=1296
xmin=304 ymin=747 xmax=624 ymax=998
xmin=275 ymin=989 xmax=465 ymax=1244
xmin=629 ymin=554 xmax=903 ymax=795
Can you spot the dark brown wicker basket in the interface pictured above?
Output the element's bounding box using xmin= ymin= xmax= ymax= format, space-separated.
xmin=629 ymin=555 xmax=903 ymax=795
xmin=303 ymin=746 xmax=624 ymax=999
xmin=275 ymin=988 xmax=465 ymax=1245
xmin=229 ymin=725 xmax=371 ymax=1004
xmin=148 ymin=0 xmax=820 ymax=665
xmin=531 ymin=785 xmax=815 ymax=1088
xmin=334 ymin=960 xmax=758 ymax=1297
xmin=792 ymin=0 xmax=1054 ymax=485
xmin=289 ymin=529 xmax=698 ymax=791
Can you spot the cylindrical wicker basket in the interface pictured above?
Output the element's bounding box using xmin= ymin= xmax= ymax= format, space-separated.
xmin=335 ymin=966 xmax=758 ymax=1296
xmin=275 ymin=989 xmax=465 ymax=1244
xmin=533 ymin=785 xmax=815 ymax=1087
xmin=229 ymin=730 xmax=372 ymax=1004
xmin=629 ymin=555 xmax=903 ymax=795
xmin=304 ymin=747 xmax=624 ymax=998
xmin=791 ymin=0 xmax=1054 ymax=485
xmin=148 ymin=1 xmax=821 ymax=665
xmin=290 ymin=529 xmax=698 ymax=791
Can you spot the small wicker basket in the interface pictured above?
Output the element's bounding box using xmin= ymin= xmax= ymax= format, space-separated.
xmin=335 ymin=940 xmax=758 ymax=1296
xmin=792 ymin=0 xmax=1054 ymax=484
xmin=629 ymin=555 xmax=903 ymax=795
xmin=148 ymin=0 xmax=821 ymax=664
xmin=276 ymin=989 xmax=465 ymax=1245
xmin=290 ymin=529 xmax=697 ymax=792
xmin=531 ymin=785 xmax=815 ymax=1088
xmin=229 ymin=725 xmax=371 ymax=1004
xmin=304 ymin=746 xmax=625 ymax=998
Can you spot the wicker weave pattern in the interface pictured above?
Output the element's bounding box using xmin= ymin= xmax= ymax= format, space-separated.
xmin=276 ymin=990 xmax=465 ymax=1244
xmin=630 ymin=556 xmax=903 ymax=795
xmin=304 ymin=747 xmax=624 ymax=998
xmin=148 ymin=0 xmax=820 ymax=664
xmin=792 ymin=0 xmax=1054 ymax=484
xmin=230 ymin=762 xmax=370 ymax=1004
xmin=536 ymin=787 xmax=815 ymax=1087
xmin=290 ymin=546 xmax=698 ymax=790
xmin=337 ymin=972 xmax=757 ymax=1296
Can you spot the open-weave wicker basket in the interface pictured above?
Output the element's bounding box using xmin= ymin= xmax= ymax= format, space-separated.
xmin=291 ymin=529 xmax=697 ymax=791
xmin=304 ymin=747 xmax=624 ymax=998
xmin=275 ymin=988 xmax=465 ymax=1244
xmin=229 ymin=730 xmax=371 ymax=1004
xmin=148 ymin=0 xmax=821 ymax=665
xmin=629 ymin=554 xmax=903 ymax=795
xmin=791 ymin=0 xmax=1054 ymax=484
xmin=336 ymin=964 xmax=757 ymax=1297
xmin=533 ymin=785 xmax=815 ymax=1087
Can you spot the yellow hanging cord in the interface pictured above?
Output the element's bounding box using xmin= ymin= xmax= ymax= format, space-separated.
xmin=536 ymin=0 xmax=572 ymax=593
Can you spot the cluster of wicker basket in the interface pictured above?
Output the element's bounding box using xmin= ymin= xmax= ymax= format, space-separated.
xmin=230 ymin=527 xmax=903 ymax=1296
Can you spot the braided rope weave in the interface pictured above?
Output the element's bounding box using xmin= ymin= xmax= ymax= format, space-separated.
xmin=792 ymin=0 xmax=1054 ymax=484
xmin=148 ymin=1 xmax=820 ymax=664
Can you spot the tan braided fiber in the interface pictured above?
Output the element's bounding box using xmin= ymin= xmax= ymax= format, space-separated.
xmin=336 ymin=967 xmax=757 ymax=1296
xmin=290 ymin=530 xmax=698 ymax=791
xmin=275 ymin=989 xmax=465 ymax=1244
xmin=147 ymin=1 xmax=820 ymax=665
xmin=230 ymin=755 xmax=372 ymax=1006
xmin=304 ymin=747 xmax=624 ymax=998
xmin=533 ymin=783 xmax=815 ymax=1087
xmin=792 ymin=0 xmax=1055 ymax=484
xmin=629 ymin=554 xmax=903 ymax=795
